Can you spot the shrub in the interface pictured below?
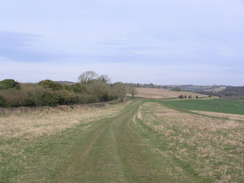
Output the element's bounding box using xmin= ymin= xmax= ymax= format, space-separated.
xmin=39 ymin=91 xmax=60 ymax=106
xmin=69 ymin=83 xmax=85 ymax=93
xmin=22 ymin=98 xmax=36 ymax=107
xmin=77 ymin=94 xmax=98 ymax=104
xmin=171 ymin=87 xmax=181 ymax=92
xmin=178 ymin=95 xmax=184 ymax=99
xmin=0 ymin=89 xmax=28 ymax=107
xmin=0 ymin=79 xmax=21 ymax=90
xmin=0 ymin=96 xmax=6 ymax=107
xmin=0 ymin=73 xmax=121 ymax=108
xmin=38 ymin=80 xmax=63 ymax=91
xmin=55 ymin=90 xmax=79 ymax=105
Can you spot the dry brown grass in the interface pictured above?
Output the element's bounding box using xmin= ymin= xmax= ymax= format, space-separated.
xmin=135 ymin=88 xmax=207 ymax=99
xmin=191 ymin=110 xmax=244 ymax=121
xmin=0 ymin=102 xmax=128 ymax=138
xmin=138 ymin=102 xmax=244 ymax=182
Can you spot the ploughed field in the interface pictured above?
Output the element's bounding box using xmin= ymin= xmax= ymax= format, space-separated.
xmin=0 ymin=99 xmax=243 ymax=182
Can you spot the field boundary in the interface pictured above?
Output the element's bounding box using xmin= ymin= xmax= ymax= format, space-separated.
xmin=0 ymin=100 xmax=126 ymax=116
xmin=147 ymin=99 xmax=244 ymax=122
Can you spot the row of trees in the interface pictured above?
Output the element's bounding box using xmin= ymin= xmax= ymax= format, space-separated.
xmin=178 ymin=95 xmax=199 ymax=99
xmin=0 ymin=71 xmax=136 ymax=108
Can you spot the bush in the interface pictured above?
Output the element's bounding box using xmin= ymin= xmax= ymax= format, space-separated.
xmin=55 ymin=90 xmax=79 ymax=105
xmin=0 ymin=96 xmax=6 ymax=107
xmin=171 ymin=87 xmax=181 ymax=92
xmin=22 ymin=98 xmax=36 ymax=107
xmin=0 ymin=79 xmax=21 ymax=90
xmin=0 ymin=89 xmax=28 ymax=107
xmin=40 ymin=91 xmax=60 ymax=106
xmin=68 ymin=83 xmax=85 ymax=93
xmin=18 ymin=85 xmax=46 ymax=107
xmin=0 ymin=85 xmax=47 ymax=107
xmin=178 ymin=95 xmax=184 ymax=99
xmin=0 ymin=73 xmax=122 ymax=107
xmin=38 ymin=80 xmax=63 ymax=91
xmin=77 ymin=94 xmax=98 ymax=104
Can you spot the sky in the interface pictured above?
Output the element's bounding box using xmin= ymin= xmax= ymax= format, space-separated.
xmin=0 ymin=0 xmax=244 ymax=85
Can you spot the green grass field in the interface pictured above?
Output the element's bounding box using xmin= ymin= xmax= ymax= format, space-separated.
xmin=1 ymin=99 xmax=243 ymax=182
xmin=160 ymin=98 xmax=244 ymax=115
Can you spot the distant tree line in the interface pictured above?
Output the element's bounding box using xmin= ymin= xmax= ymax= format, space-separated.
xmin=126 ymin=83 xmax=183 ymax=91
xmin=178 ymin=95 xmax=200 ymax=99
xmin=0 ymin=71 xmax=135 ymax=108
xmin=126 ymin=83 xmax=163 ymax=89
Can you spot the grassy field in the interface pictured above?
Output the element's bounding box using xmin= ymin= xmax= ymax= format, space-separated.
xmin=133 ymin=101 xmax=243 ymax=182
xmin=0 ymin=99 xmax=243 ymax=182
xmin=161 ymin=98 xmax=244 ymax=115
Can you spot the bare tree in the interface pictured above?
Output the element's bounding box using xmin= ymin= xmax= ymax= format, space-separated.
xmin=86 ymin=80 xmax=110 ymax=101
xmin=97 ymin=75 xmax=111 ymax=83
xmin=112 ymin=82 xmax=126 ymax=102
xmin=78 ymin=71 xmax=98 ymax=84
xmin=127 ymin=85 xmax=137 ymax=99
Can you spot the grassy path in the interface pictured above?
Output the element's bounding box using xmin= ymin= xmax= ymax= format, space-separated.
xmin=52 ymin=100 xmax=169 ymax=182
xmin=48 ymin=100 xmax=195 ymax=183
xmin=51 ymin=100 xmax=204 ymax=183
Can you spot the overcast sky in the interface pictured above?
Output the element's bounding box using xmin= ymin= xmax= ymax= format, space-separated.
xmin=0 ymin=0 xmax=243 ymax=85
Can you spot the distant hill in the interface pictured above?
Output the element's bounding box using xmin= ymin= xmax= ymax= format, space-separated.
xmin=126 ymin=83 xmax=227 ymax=92
xmin=218 ymin=86 xmax=244 ymax=100
xmin=56 ymin=81 xmax=75 ymax=85
xmin=178 ymin=85 xmax=226 ymax=92
xmin=194 ymin=86 xmax=244 ymax=100
xmin=134 ymin=88 xmax=207 ymax=99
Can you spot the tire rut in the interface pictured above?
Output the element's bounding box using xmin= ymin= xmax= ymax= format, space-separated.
xmin=53 ymin=118 xmax=113 ymax=182
xmin=53 ymin=100 xmax=182 ymax=183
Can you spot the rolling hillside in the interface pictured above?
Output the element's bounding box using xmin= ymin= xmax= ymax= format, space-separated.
xmin=134 ymin=88 xmax=207 ymax=99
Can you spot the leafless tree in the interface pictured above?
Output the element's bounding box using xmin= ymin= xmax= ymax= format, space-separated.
xmin=113 ymin=82 xmax=126 ymax=102
xmin=97 ymin=75 xmax=111 ymax=83
xmin=127 ymin=85 xmax=137 ymax=99
xmin=78 ymin=71 xmax=98 ymax=84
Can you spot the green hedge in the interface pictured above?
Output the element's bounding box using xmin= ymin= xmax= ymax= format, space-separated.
xmin=0 ymin=78 xmax=121 ymax=108
xmin=0 ymin=79 xmax=20 ymax=90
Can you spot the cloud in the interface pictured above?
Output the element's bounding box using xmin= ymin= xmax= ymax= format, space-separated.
xmin=0 ymin=0 xmax=243 ymax=85
xmin=0 ymin=31 xmax=68 ymax=62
